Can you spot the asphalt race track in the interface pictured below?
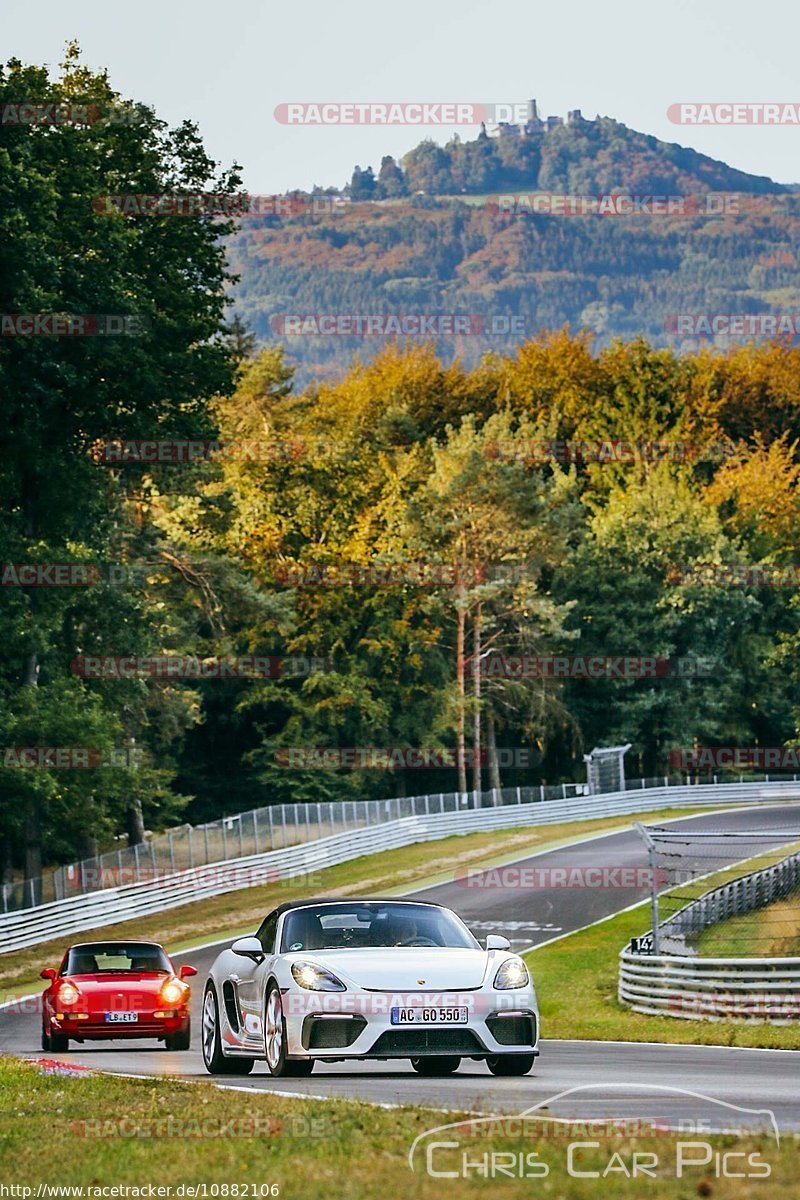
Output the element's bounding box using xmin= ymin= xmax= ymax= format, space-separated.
xmin=3 ymin=804 xmax=799 ymax=1131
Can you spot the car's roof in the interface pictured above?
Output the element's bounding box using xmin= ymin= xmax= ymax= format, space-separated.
xmin=269 ymin=897 xmax=447 ymax=918
xmin=69 ymin=940 xmax=165 ymax=949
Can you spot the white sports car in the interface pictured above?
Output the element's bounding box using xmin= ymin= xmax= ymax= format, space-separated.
xmin=201 ymin=898 xmax=539 ymax=1077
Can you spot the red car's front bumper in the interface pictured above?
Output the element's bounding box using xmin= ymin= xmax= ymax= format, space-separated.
xmin=47 ymin=1007 xmax=189 ymax=1040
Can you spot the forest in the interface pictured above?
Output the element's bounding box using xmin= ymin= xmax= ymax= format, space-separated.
xmin=229 ymin=117 xmax=800 ymax=384
xmin=2 ymin=52 xmax=800 ymax=881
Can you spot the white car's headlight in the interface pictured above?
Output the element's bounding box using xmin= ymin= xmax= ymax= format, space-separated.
xmin=493 ymin=957 xmax=530 ymax=990
xmin=291 ymin=961 xmax=346 ymax=992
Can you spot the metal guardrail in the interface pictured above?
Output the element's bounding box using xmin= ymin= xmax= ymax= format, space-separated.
xmin=5 ymin=770 xmax=795 ymax=912
xmin=2 ymin=777 xmax=798 ymax=954
xmin=618 ymin=952 xmax=800 ymax=1021
xmin=657 ymin=850 xmax=800 ymax=955
xmin=620 ymin=842 xmax=800 ymax=1022
xmin=2 ymin=782 xmax=595 ymax=912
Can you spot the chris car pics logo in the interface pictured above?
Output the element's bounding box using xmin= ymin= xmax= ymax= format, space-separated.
xmin=408 ymin=1085 xmax=778 ymax=1180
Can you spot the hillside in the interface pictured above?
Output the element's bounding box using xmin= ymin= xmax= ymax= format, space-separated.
xmin=227 ymin=115 xmax=800 ymax=386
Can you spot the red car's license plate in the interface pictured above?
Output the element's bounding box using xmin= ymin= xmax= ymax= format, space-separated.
xmin=105 ymin=1012 xmax=139 ymax=1023
xmin=391 ymin=1007 xmax=469 ymax=1024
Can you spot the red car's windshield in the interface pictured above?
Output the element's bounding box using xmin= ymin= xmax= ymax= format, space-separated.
xmin=64 ymin=943 xmax=171 ymax=975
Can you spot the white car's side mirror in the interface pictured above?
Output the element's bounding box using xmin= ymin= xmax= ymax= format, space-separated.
xmin=486 ymin=934 xmax=511 ymax=951
xmin=231 ymin=936 xmax=265 ymax=962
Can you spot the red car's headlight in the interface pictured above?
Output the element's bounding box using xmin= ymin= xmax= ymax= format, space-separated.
xmin=58 ymin=982 xmax=80 ymax=1005
xmin=160 ymin=978 xmax=187 ymax=1006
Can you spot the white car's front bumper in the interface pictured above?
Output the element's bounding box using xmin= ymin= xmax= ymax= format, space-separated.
xmin=281 ymin=988 xmax=539 ymax=1059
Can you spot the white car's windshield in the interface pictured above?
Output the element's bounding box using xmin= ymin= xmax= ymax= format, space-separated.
xmin=280 ymin=902 xmax=479 ymax=952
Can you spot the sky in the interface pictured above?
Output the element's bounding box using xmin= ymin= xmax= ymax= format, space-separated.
xmin=4 ymin=0 xmax=800 ymax=192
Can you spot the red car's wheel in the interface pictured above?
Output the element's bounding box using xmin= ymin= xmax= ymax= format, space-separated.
xmin=49 ymin=1031 xmax=69 ymax=1053
xmin=165 ymin=1018 xmax=191 ymax=1051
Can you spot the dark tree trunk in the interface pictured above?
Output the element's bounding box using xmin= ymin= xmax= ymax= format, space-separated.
xmin=24 ymin=801 xmax=42 ymax=881
xmin=126 ymin=794 xmax=146 ymax=846
xmin=472 ymin=605 xmax=482 ymax=795
xmin=487 ymin=709 xmax=502 ymax=797
xmin=456 ymin=595 xmax=467 ymax=795
xmin=78 ymin=833 xmax=98 ymax=860
xmin=20 ymin=469 xmax=43 ymax=876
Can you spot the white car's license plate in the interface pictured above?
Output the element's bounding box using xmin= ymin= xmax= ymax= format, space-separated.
xmin=391 ymin=1006 xmax=469 ymax=1025
xmin=105 ymin=1011 xmax=139 ymax=1023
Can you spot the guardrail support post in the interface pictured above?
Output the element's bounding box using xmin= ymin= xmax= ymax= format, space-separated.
xmin=634 ymin=822 xmax=661 ymax=956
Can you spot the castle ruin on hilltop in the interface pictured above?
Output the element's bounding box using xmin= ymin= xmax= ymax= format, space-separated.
xmin=496 ymin=101 xmax=595 ymax=137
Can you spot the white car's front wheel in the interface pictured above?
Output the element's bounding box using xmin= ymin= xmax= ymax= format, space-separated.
xmin=264 ymin=983 xmax=314 ymax=1077
xmin=410 ymin=1056 xmax=461 ymax=1076
xmin=486 ymin=1053 xmax=535 ymax=1076
xmin=202 ymin=985 xmax=254 ymax=1075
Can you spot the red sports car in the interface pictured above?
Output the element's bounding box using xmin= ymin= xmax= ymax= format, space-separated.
xmin=41 ymin=940 xmax=196 ymax=1051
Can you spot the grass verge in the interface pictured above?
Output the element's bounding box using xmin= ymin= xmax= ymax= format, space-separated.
xmin=698 ymin=893 xmax=800 ymax=957
xmin=1 ymin=1056 xmax=798 ymax=1196
xmin=0 ymin=806 xmax=715 ymax=999
xmin=526 ymin=848 xmax=800 ymax=1048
